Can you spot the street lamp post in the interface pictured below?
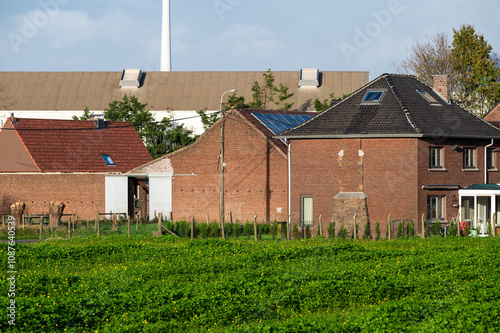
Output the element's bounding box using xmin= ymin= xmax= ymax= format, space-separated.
xmin=219 ymin=88 xmax=240 ymax=240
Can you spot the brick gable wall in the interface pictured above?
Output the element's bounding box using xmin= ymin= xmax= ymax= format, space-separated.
xmin=168 ymin=112 xmax=288 ymax=223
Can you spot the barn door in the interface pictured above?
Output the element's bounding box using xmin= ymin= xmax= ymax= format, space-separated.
xmin=105 ymin=175 xmax=128 ymax=215
xmin=149 ymin=173 xmax=173 ymax=221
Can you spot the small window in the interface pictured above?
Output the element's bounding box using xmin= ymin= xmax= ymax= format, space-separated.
xmin=487 ymin=148 xmax=496 ymax=170
xmin=417 ymin=89 xmax=440 ymax=105
xmin=428 ymin=196 xmax=445 ymax=221
xmin=463 ymin=148 xmax=477 ymax=169
xmin=101 ymin=154 xmax=115 ymax=166
xmin=429 ymin=147 xmax=444 ymax=169
xmin=301 ymin=196 xmax=313 ymax=225
xmin=361 ymin=89 xmax=385 ymax=104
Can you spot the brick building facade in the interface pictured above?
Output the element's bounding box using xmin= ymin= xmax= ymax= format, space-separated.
xmin=129 ymin=109 xmax=315 ymax=223
xmin=0 ymin=118 xmax=152 ymax=219
xmin=279 ymin=74 xmax=500 ymax=237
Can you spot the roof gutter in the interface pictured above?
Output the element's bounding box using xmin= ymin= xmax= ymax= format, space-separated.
xmin=275 ymin=133 xmax=425 ymax=140
xmin=485 ymin=139 xmax=494 ymax=184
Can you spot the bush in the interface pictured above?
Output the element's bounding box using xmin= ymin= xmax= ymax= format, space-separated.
xmin=327 ymin=222 xmax=335 ymax=239
xmin=408 ymin=221 xmax=415 ymax=237
xmin=397 ymin=221 xmax=404 ymax=238
xmin=270 ymin=223 xmax=278 ymax=240
xmin=339 ymin=224 xmax=348 ymax=239
xmin=432 ymin=220 xmax=442 ymax=236
xmin=199 ymin=223 xmax=209 ymax=239
xmin=363 ymin=222 xmax=371 ymax=239
xmin=209 ymin=222 xmax=220 ymax=238
xmin=281 ymin=223 xmax=288 ymax=240
xmin=243 ymin=222 xmax=253 ymax=240
xmin=375 ymin=222 xmax=380 ymax=240
xmin=292 ymin=223 xmax=300 ymax=240
xmin=305 ymin=225 xmax=311 ymax=239
xmin=233 ymin=221 xmax=241 ymax=240
xmin=448 ymin=221 xmax=457 ymax=237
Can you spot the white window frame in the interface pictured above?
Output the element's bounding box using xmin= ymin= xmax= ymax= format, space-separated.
xmin=429 ymin=147 xmax=444 ymax=169
xmin=463 ymin=147 xmax=477 ymax=169
xmin=428 ymin=195 xmax=445 ymax=221
xmin=301 ymin=196 xmax=313 ymax=225
xmin=487 ymin=148 xmax=496 ymax=170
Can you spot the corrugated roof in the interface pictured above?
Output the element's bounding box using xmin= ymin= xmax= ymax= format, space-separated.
xmin=0 ymin=71 xmax=369 ymax=112
xmin=7 ymin=118 xmax=153 ymax=172
xmin=278 ymin=74 xmax=500 ymax=140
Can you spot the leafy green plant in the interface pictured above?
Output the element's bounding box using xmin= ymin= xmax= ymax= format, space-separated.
xmin=397 ymin=221 xmax=404 ymax=238
xmin=209 ymin=222 xmax=220 ymax=238
xmin=327 ymin=222 xmax=335 ymax=239
xmin=270 ymin=222 xmax=278 ymax=241
xmin=432 ymin=220 xmax=442 ymax=236
xmin=244 ymin=222 xmax=253 ymax=240
xmin=375 ymin=222 xmax=380 ymax=240
xmin=305 ymin=225 xmax=311 ymax=239
xmin=408 ymin=221 xmax=415 ymax=237
xmin=199 ymin=222 xmax=209 ymax=239
xmin=339 ymin=224 xmax=348 ymax=239
xmin=363 ymin=222 xmax=371 ymax=239
xmin=448 ymin=221 xmax=457 ymax=237
xmin=292 ymin=223 xmax=300 ymax=240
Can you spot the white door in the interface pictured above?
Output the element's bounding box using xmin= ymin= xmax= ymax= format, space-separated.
xmin=149 ymin=173 xmax=173 ymax=220
xmin=105 ymin=175 xmax=128 ymax=215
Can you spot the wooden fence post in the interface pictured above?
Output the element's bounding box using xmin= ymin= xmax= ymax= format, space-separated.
xmin=421 ymin=214 xmax=426 ymax=239
xmin=135 ymin=215 xmax=138 ymax=231
xmin=388 ymin=214 xmax=391 ymax=240
xmin=96 ymin=213 xmax=100 ymax=238
xmin=158 ymin=213 xmax=162 ymax=236
xmin=254 ymin=215 xmax=258 ymax=241
xmin=353 ymin=213 xmax=357 ymax=240
xmin=68 ymin=217 xmax=71 ymax=239
xmin=318 ymin=215 xmax=323 ymax=237
xmin=39 ymin=218 xmax=43 ymax=240
xmin=230 ymin=212 xmax=233 ymax=225
xmin=127 ymin=215 xmax=131 ymax=237
xmin=112 ymin=213 xmax=117 ymax=231
xmin=191 ymin=217 xmax=195 ymax=240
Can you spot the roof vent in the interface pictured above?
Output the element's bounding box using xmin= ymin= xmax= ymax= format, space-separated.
xmin=119 ymin=69 xmax=142 ymax=88
xmin=299 ymin=68 xmax=319 ymax=87
xmin=93 ymin=118 xmax=105 ymax=129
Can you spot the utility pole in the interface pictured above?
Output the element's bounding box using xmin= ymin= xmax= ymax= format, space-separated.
xmin=219 ymin=88 xmax=240 ymax=240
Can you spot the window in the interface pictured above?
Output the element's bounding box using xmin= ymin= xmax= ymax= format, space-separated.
xmin=463 ymin=148 xmax=477 ymax=169
xmin=487 ymin=148 xmax=496 ymax=170
xmin=428 ymin=196 xmax=445 ymax=221
xmin=361 ymin=89 xmax=386 ymax=104
xmin=301 ymin=196 xmax=313 ymax=225
xmin=101 ymin=154 xmax=115 ymax=166
xmin=417 ymin=89 xmax=440 ymax=105
xmin=429 ymin=147 xmax=443 ymax=169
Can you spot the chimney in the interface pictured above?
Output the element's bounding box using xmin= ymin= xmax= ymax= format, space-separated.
xmin=160 ymin=0 xmax=171 ymax=71
xmin=433 ymin=74 xmax=451 ymax=103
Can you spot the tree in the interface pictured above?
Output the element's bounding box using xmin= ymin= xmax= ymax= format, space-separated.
xmin=72 ymin=106 xmax=95 ymax=120
xmin=104 ymin=94 xmax=196 ymax=158
xmin=313 ymin=93 xmax=350 ymax=111
xmin=392 ymin=32 xmax=453 ymax=87
xmin=248 ymin=69 xmax=294 ymax=110
xmin=452 ymin=24 xmax=500 ymax=116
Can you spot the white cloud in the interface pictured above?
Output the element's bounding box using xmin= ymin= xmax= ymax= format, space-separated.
xmin=202 ymin=23 xmax=288 ymax=59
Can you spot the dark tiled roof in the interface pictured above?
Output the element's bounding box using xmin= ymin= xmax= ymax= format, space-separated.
xmin=278 ymin=74 xmax=500 ymax=140
xmin=10 ymin=118 xmax=152 ymax=172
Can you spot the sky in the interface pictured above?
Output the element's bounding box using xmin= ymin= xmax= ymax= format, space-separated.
xmin=1 ymin=0 xmax=500 ymax=79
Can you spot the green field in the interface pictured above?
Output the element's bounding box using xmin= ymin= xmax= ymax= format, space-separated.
xmin=1 ymin=236 xmax=500 ymax=332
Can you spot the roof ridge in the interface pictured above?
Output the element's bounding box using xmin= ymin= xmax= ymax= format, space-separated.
xmin=384 ymin=74 xmax=422 ymax=133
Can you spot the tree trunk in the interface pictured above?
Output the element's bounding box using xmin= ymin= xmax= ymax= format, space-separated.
xmin=10 ymin=202 xmax=25 ymax=225
xmin=49 ymin=201 xmax=65 ymax=228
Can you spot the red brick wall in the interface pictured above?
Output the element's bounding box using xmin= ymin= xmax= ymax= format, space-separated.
xmin=169 ymin=112 xmax=288 ymax=223
xmin=418 ymin=139 xmax=500 ymax=232
xmin=290 ymin=137 xmax=500 ymax=238
xmin=0 ymin=173 xmax=105 ymax=220
xmin=290 ymin=138 xmax=419 ymax=237
xmin=484 ymin=104 xmax=500 ymax=128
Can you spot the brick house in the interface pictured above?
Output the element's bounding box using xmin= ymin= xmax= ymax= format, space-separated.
xmin=277 ymin=74 xmax=500 ymax=237
xmin=127 ymin=108 xmax=315 ymax=223
xmin=0 ymin=117 xmax=152 ymax=219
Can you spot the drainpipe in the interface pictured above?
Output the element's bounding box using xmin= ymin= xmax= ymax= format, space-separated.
xmin=485 ymin=139 xmax=494 ymax=184
xmin=287 ymin=139 xmax=291 ymax=240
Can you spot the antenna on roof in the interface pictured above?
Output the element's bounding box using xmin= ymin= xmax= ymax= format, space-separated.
xmin=161 ymin=0 xmax=171 ymax=71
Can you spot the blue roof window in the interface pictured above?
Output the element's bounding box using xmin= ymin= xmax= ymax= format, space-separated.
xmin=101 ymin=154 xmax=115 ymax=166
xmin=361 ymin=89 xmax=386 ymax=104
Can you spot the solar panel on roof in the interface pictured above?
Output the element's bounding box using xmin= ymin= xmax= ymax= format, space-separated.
xmin=252 ymin=113 xmax=315 ymax=137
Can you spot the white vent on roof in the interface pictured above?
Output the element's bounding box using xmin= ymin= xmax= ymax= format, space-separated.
xmin=299 ymin=68 xmax=319 ymax=87
xmin=119 ymin=69 xmax=142 ymax=88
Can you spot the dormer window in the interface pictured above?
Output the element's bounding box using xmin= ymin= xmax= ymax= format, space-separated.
xmin=361 ymin=89 xmax=385 ymax=104
xmin=417 ymin=89 xmax=440 ymax=105
xmin=101 ymin=154 xmax=115 ymax=166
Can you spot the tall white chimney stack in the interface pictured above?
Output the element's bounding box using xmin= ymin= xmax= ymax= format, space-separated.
xmin=161 ymin=0 xmax=171 ymax=71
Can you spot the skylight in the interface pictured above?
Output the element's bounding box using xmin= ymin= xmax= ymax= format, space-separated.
xmin=361 ymin=89 xmax=385 ymax=104
xmin=101 ymin=154 xmax=115 ymax=166
xmin=417 ymin=89 xmax=440 ymax=105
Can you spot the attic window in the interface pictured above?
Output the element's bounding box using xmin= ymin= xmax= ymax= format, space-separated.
xmin=101 ymin=154 xmax=115 ymax=166
xmin=298 ymin=68 xmax=319 ymax=87
xmin=361 ymin=89 xmax=385 ymax=104
xmin=417 ymin=89 xmax=440 ymax=105
xmin=119 ymin=69 xmax=142 ymax=88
